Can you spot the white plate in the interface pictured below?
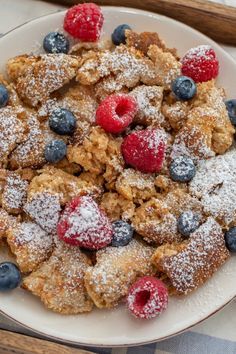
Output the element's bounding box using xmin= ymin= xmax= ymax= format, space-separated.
xmin=0 ymin=6 xmax=236 ymax=348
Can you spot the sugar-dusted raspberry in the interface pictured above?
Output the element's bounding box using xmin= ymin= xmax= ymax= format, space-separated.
xmin=96 ymin=94 xmax=138 ymax=134
xmin=181 ymin=45 xmax=219 ymax=83
xmin=127 ymin=276 xmax=168 ymax=319
xmin=63 ymin=3 xmax=104 ymax=42
xmin=57 ymin=196 xmax=113 ymax=250
xmin=121 ymin=129 xmax=166 ymax=173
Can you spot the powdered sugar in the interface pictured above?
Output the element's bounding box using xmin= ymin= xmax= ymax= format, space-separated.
xmin=160 ymin=217 xmax=229 ymax=294
xmin=127 ymin=278 xmax=168 ymax=319
xmin=12 ymin=221 xmax=53 ymax=270
xmin=190 ymin=149 xmax=236 ymax=225
xmin=0 ymin=106 xmax=26 ymax=165
xmin=9 ymin=113 xmax=45 ymax=168
xmin=130 ymin=85 xmax=164 ymax=125
xmin=183 ymin=45 xmax=215 ymax=64
xmin=171 ymin=125 xmax=215 ymax=163
xmin=59 ymin=196 xmax=113 ymax=249
xmin=24 ymin=192 xmax=61 ymax=233
xmin=84 ymin=239 xmax=154 ymax=307
xmin=3 ymin=173 xmax=28 ymax=212
xmin=17 ymin=54 xmax=78 ymax=107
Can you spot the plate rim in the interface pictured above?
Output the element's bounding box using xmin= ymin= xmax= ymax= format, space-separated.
xmin=0 ymin=297 xmax=235 ymax=348
xmin=0 ymin=6 xmax=235 ymax=347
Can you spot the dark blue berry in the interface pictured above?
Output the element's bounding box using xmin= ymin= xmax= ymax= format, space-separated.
xmin=170 ymin=155 xmax=196 ymax=182
xmin=43 ymin=32 xmax=69 ymax=54
xmin=111 ymin=220 xmax=134 ymax=247
xmin=225 ymin=99 xmax=236 ymax=126
xmin=0 ymin=84 xmax=9 ymax=108
xmin=225 ymin=227 xmax=236 ymax=252
xmin=0 ymin=262 xmax=21 ymax=291
xmin=112 ymin=24 xmax=131 ymax=46
xmin=177 ymin=211 xmax=200 ymax=238
xmin=49 ymin=108 xmax=76 ymax=135
xmin=45 ymin=140 xmax=67 ymax=163
xmin=172 ymin=76 xmax=197 ymax=100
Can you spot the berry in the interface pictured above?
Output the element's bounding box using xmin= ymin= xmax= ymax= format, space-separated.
xmin=181 ymin=45 xmax=219 ymax=83
xmin=112 ymin=24 xmax=131 ymax=45
xmin=111 ymin=220 xmax=134 ymax=247
xmin=225 ymin=100 xmax=236 ymax=126
xmin=177 ymin=211 xmax=200 ymax=238
xmin=49 ymin=108 xmax=76 ymax=135
xmin=45 ymin=140 xmax=67 ymax=163
xmin=0 ymin=262 xmax=21 ymax=291
xmin=63 ymin=3 xmax=104 ymax=42
xmin=225 ymin=227 xmax=236 ymax=252
xmin=0 ymin=84 xmax=9 ymax=107
xmin=127 ymin=276 xmax=168 ymax=319
xmin=172 ymin=76 xmax=197 ymax=101
xmin=57 ymin=196 xmax=113 ymax=250
xmin=43 ymin=32 xmax=69 ymax=54
xmin=169 ymin=155 xmax=196 ymax=182
xmin=121 ymin=129 xmax=166 ymax=173
xmin=96 ymin=94 xmax=137 ymax=134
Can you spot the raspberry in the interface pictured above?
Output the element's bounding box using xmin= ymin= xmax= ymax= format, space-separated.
xmin=127 ymin=276 xmax=168 ymax=319
xmin=63 ymin=3 xmax=104 ymax=42
xmin=96 ymin=94 xmax=138 ymax=134
xmin=181 ymin=45 xmax=219 ymax=83
xmin=121 ymin=129 xmax=166 ymax=173
xmin=57 ymin=196 xmax=113 ymax=250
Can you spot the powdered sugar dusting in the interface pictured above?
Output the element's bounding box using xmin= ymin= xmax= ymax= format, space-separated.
xmin=3 ymin=173 xmax=28 ymax=212
xmin=24 ymin=192 xmax=61 ymax=233
xmin=61 ymin=196 xmax=112 ymax=248
xmin=18 ymin=54 xmax=78 ymax=107
xmin=190 ymin=149 xmax=236 ymax=225
xmin=171 ymin=125 xmax=215 ymax=163
xmin=127 ymin=279 xmax=168 ymax=319
xmin=182 ymin=45 xmax=212 ymax=61
xmin=0 ymin=107 xmax=26 ymax=164
xmin=13 ymin=221 xmax=53 ymax=268
xmin=129 ymin=85 xmax=164 ymax=125
xmin=161 ymin=217 xmax=229 ymax=294
xmin=84 ymin=240 xmax=154 ymax=307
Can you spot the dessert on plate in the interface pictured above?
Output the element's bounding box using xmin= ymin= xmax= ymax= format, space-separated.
xmin=0 ymin=3 xmax=235 ymax=320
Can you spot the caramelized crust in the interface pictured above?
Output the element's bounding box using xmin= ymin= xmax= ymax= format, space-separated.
xmin=152 ymin=217 xmax=229 ymax=294
xmin=84 ymin=240 xmax=155 ymax=308
xmin=7 ymin=54 xmax=80 ymax=107
xmin=23 ymin=242 xmax=93 ymax=314
xmin=6 ymin=221 xmax=53 ymax=273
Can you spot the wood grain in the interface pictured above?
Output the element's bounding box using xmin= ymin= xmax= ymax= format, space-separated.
xmin=0 ymin=329 xmax=95 ymax=354
xmin=45 ymin=0 xmax=236 ymax=45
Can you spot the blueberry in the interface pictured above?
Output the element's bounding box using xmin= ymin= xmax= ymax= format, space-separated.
xmin=177 ymin=211 xmax=200 ymax=238
xmin=0 ymin=262 xmax=21 ymax=291
xmin=112 ymin=24 xmax=131 ymax=46
xmin=49 ymin=108 xmax=76 ymax=135
xmin=43 ymin=32 xmax=69 ymax=54
xmin=170 ymin=155 xmax=196 ymax=182
xmin=45 ymin=140 xmax=67 ymax=163
xmin=0 ymin=84 xmax=9 ymax=108
xmin=225 ymin=99 xmax=236 ymax=126
xmin=111 ymin=220 xmax=134 ymax=247
xmin=172 ymin=76 xmax=197 ymax=101
xmin=225 ymin=227 xmax=236 ymax=252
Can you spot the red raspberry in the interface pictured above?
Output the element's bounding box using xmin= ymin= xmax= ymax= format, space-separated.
xmin=127 ymin=276 xmax=168 ymax=319
xmin=121 ymin=129 xmax=166 ymax=173
xmin=63 ymin=3 xmax=104 ymax=42
xmin=181 ymin=45 xmax=219 ymax=83
xmin=57 ymin=196 xmax=113 ymax=250
xmin=96 ymin=94 xmax=138 ymax=134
